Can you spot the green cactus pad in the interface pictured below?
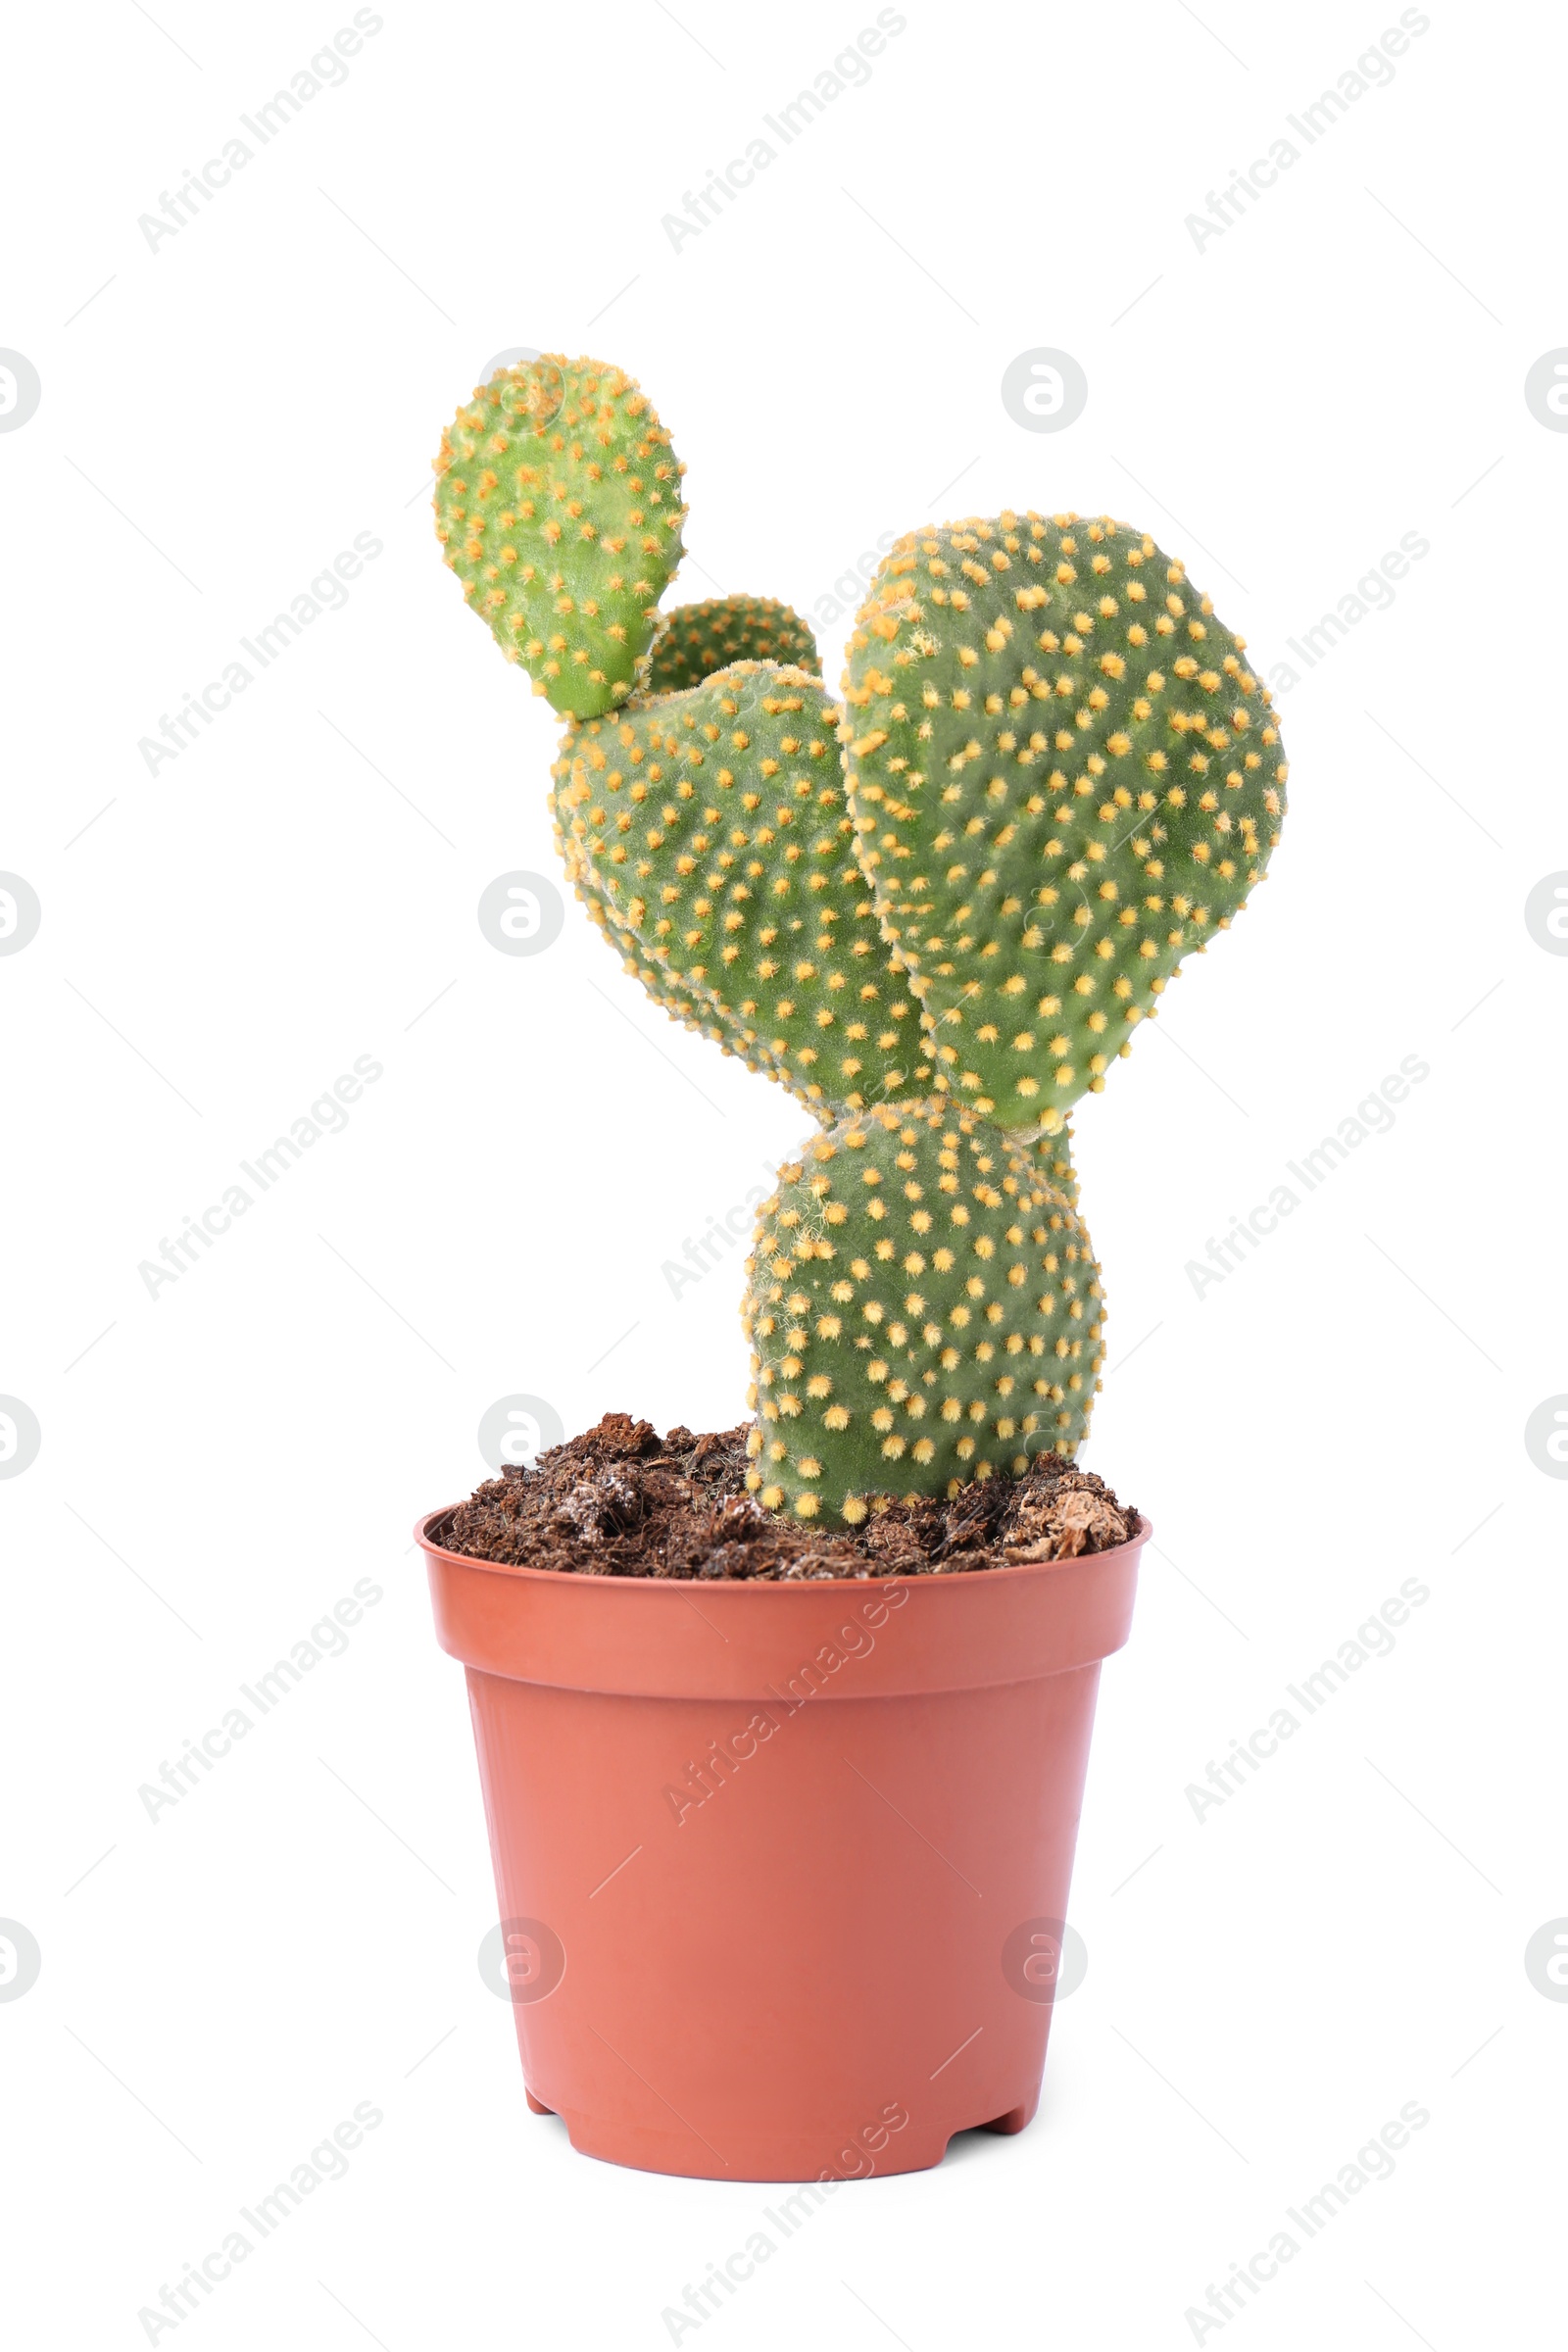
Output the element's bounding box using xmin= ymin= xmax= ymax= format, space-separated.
xmin=550 ymin=738 xmax=813 ymax=1102
xmin=842 ymin=512 xmax=1287 ymax=1132
xmin=649 ymin=594 xmax=819 ymax=694
xmin=433 ymin=356 xmax=686 ymax=719
xmin=741 ymin=1101 xmax=1102 ymax=1524
xmin=553 ymin=663 xmax=933 ymax=1118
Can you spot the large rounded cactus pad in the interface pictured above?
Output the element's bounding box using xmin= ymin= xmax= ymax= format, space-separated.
xmin=551 ymin=731 xmax=810 ymax=1101
xmin=433 ymin=356 xmax=687 ymax=719
xmin=552 ymin=663 xmax=933 ymax=1119
xmin=842 ymin=512 xmax=1287 ymax=1132
xmin=742 ymin=1102 xmax=1102 ymax=1526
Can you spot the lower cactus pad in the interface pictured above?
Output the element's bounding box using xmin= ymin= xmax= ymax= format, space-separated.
xmin=743 ymin=1101 xmax=1103 ymax=1524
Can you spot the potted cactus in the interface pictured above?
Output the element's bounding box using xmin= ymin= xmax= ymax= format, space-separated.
xmin=416 ymin=356 xmax=1287 ymax=2180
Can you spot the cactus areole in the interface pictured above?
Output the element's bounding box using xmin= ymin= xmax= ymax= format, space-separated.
xmin=433 ymin=354 xmax=1288 ymax=1532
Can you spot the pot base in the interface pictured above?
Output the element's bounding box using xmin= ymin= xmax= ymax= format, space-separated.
xmin=516 ymin=2082 xmax=1045 ymax=2181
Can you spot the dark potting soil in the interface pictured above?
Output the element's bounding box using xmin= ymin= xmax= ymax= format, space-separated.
xmin=430 ymin=1413 xmax=1138 ymax=1582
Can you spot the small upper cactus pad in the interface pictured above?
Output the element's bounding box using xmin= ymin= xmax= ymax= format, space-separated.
xmin=433 ymin=356 xmax=687 ymax=719
xmin=843 ymin=512 xmax=1287 ymax=1132
xmin=552 ymin=663 xmax=932 ymax=1118
xmin=741 ymin=1102 xmax=1102 ymax=1524
xmin=649 ymin=594 xmax=819 ymax=694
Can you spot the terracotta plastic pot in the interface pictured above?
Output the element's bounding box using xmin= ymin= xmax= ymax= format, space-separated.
xmin=416 ymin=1507 xmax=1146 ymax=2180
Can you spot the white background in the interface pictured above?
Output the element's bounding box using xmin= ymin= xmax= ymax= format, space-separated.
xmin=3 ymin=1 xmax=1565 ymax=2344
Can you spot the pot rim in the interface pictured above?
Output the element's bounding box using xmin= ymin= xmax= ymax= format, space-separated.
xmin=413 ymin=1503 xmax=1151 ymax=1591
